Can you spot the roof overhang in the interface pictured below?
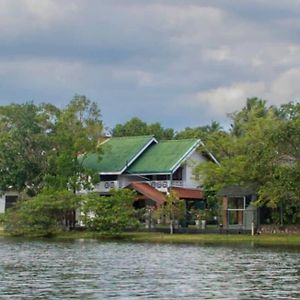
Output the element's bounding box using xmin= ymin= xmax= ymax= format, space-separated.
xmin=199 ymin=140 xmax=220 ymax=165
xmin=171 ymin=187 xmax=204 ymax=200
xmin=170 ymin=139 xmax=202 ymax=172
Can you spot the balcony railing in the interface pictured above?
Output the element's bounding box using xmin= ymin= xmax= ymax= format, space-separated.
xmin=93 ymin=179 xmax=185 ymax=193
xmin=93 ymin=180 xmax=119 ymax=192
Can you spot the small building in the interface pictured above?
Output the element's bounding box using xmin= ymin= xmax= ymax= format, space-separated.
xmin=0 ymin=191 xmax=19 ymax=214
xmin=217 ymin=185 xmax=258 ymax=231
xmin=81 ymin=135 xmax=217 ymax=207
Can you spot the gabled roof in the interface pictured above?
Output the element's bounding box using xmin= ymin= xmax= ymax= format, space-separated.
xmin=128 ymin=182 xmax=166 ymax=206
xmin=82 ymin=135 xmax=157 ymax=174
xmin=127 ymin=139 xmax=201 ymax=174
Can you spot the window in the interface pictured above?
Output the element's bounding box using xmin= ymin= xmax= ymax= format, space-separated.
xmin=5 ymin=195 xmax=18 ymax=211
xmin=100 ymin=175 xmax=118 ymax=181
xmin=156 ymin=175 xmax=168 ymax=180
xmin=173 ymin=167 xmax=183 ymax=180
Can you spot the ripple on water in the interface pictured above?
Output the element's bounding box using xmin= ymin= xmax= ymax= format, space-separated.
xmin=0 ymin=239 xmax=299 ymax=299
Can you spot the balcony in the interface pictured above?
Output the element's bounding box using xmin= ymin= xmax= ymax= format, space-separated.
xmin=147 ymin=180 xmax=184 ymax=192
xmin=94 ymin=180 xmax=120 ymax=192
xmin=93 ymin=179 xmax=185 ymax=193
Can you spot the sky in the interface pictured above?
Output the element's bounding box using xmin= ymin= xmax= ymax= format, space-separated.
xmin=1 ymin=0 xmax=300 ymax=131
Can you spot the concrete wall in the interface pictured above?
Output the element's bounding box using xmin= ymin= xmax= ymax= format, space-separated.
xmin=0 ymin=191 xmax=19 ymax=213
xmin=181 ymin=151 xmax=206 ymax=188
xmin=0 ymin=194 xmax=5 ymax=214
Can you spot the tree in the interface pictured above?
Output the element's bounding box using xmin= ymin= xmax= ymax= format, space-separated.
xmin=81 ymin=189 xmax=138 ymax=234
xmin=112 ymin=117 xmax=174 ymax=140
xmin=195 ymin=99 xmax=300 ymax=224
xmin=229 ymin=97 xmax=268 ymax=136
xmin=154 ymin=190 xmax=185 ymax=234
xmin=0 ymin=102 xmax=52 ymax=194
xmin=44 ymin=95 xmax=103 ymax=192
xmin=3 ymin=190 xmax=80 ymax=236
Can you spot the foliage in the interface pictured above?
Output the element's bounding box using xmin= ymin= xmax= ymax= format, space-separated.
xmin=44 ymin=95 xmax=103 ymax=192
xmin=81 ymin=189 xmax=138 ymax=233
xmin=154 ymin=190 xmax=185 ymax=233
xmin=195 ymin=98 xmax=300 ymax=224
xmin=0 ymin=102 xmax=52 ymax=194
xmin=0 ymin=95 xmax=103 ymax=196
xmin=112 ymin=117 xmax=174 ymax=140
xmin=3 ymin=191 xmax=80 ymax=236
xmin=175 ymin=121 xmax=223 ymax=140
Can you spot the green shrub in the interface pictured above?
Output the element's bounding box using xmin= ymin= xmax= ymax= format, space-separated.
xmin=81 ymin=189 xmax=138 ymax=234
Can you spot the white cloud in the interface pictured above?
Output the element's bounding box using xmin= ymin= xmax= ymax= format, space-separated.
xmin=190 ymin=65 xmax=300 ymax=118
xmin=193 ymin=82 xmax=266 ymax=116
xmin=1 ymin=1 xmax=300 ymax=129
xmin=0 ymin=0 xmax=78 ymax=37
xmin=269 ymin=68 xmax=300 ymax=103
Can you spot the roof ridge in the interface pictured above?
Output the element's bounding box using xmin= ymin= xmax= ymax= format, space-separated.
xmin=109 ymin=135 xmax=155 ymax=140
xmin=159 ymin=138 xmax=200 ymax=143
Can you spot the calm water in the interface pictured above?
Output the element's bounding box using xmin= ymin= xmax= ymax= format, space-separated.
xmin=0 ymin=238 xmax=299 ymax=299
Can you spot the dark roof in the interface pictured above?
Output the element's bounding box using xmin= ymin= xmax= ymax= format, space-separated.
xmin=171 ymin=187 xmax=203 ymax=200
xmin=217 ymin=185 xmax=258 ymax=197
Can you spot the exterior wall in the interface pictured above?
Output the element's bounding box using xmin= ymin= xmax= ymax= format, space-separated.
xmin=180 ymin=151 xmax=206 ymax=188
xmin=0 ymin=195 xmax=5 ymax=214
xmin=0 ymin=191 xmax=19 ymax=213
xmin=93 ymin=180 xmax=120 ymax=193
xmin=118 ymin=175 xmax=143 ymax=188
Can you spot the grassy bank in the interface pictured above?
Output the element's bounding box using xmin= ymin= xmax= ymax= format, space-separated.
xmin=54 ymin=231 xmax=300 ymax=247
xmin=1 ymin=228 xmax=300 ymax=246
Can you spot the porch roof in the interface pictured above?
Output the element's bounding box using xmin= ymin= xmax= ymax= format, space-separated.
xmin=171 ymin=187 xmax=203 ymax=200
xmin=128 ymin=182 xmax=166 ymax=206
xmin=127 ymin=139 xmax=201 ymax=174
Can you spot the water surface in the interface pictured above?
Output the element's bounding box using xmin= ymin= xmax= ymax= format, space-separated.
xmin=0 ymin=238 xmax=299 ymax=299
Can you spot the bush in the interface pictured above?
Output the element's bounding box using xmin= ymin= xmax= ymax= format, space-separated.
xmin=3 ymin=190 xmax=80 ymax=237
xmin=81 ymin=189 xmax=138 ymax=234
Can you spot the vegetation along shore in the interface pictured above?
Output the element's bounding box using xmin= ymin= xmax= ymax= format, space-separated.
xmin=0 ymin=96 xmax=299 ymax=237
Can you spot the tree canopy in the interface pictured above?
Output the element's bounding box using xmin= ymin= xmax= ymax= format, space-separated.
xmin=1 ymin=95 xmax=300 ymax=226
xmin=0 ymin=95 xmax=103 ymax=195
xmin=195 ymin=98 xmax=300 ymax=224
xmin=112 ymin=117 xmax=174 ymax=140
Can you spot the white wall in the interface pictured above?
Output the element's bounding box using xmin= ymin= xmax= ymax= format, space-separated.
xmin=0 ymin=191 xmax=19 ymax=213
xmin=0 ymin=195 xmax=5 ymax=214
xmin=181 ymin=151 xmax=207 ymax=188
xmin=118 ymin=175 xmax=144 ymax=188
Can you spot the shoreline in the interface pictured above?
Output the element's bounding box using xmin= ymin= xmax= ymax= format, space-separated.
xmin=1 ymin=230 xmax=300 ymax=247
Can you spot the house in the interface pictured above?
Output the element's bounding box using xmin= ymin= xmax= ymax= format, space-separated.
xmin=81 ymin=135 xmax=218 ymax=208
xmin=0 ymin=191 xmax=19 ymax=214
xmin=217 ymin=185 xmax=258 ymax=231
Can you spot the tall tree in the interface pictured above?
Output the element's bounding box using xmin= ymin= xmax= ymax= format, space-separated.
xmin=0 ymin=102 xmax=52 ymax=194
xmin=229 ymin=97 xmax=268 ymax=136
xmin=44 ymin=95 xmax=103 ymax=192
xmin=195 ymin=99 xmax=300 ymax=224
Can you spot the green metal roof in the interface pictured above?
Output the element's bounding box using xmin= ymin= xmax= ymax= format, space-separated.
xmin=82 ymin=135 xmax=156 ymax=174
xmin=127 ymin=139 xmax=200 ymax=174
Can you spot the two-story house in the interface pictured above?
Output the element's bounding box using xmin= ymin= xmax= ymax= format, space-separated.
xmin=82 ymin=135 xmax=218 ymax=207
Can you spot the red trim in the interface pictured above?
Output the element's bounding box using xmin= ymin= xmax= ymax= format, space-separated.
xmin=127 ymin=182 xmax=166 ymax=206
xmin=171 ymin=187 xmax=203 ymax=200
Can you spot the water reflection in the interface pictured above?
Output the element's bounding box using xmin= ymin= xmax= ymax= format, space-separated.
xmin=0 ymin=238 xmax=299 ymax=299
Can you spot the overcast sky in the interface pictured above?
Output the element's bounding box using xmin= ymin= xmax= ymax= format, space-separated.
xmin=1 ymin=0 xmax=300 ymax=131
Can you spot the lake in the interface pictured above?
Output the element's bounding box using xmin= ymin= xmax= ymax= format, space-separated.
xmin=0 ymin=238 xmax=299 ymax=299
